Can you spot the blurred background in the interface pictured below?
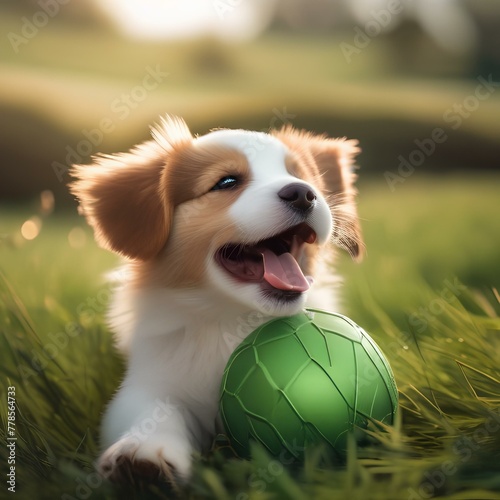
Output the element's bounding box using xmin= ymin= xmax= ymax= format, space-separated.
xmin=1 ymin=0 xmax=499 ymax=328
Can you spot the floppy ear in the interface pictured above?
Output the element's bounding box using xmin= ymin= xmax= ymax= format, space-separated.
xmin=69 ymin=115 xmax=192 ymax=260
xmin=309 ymin=137 xmax=364 ymax=261
xmin=274 ymin=127 xmax=364 ymax=260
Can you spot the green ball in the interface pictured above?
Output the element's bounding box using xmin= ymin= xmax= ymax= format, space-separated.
xmin=219 ymin=309 xmax=398 ymax=460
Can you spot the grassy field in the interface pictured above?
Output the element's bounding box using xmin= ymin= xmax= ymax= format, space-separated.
xmin=0 ymin=174 xmax=499 ymax=499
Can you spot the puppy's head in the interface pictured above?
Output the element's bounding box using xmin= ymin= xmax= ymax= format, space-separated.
xmin=70 ymin=115 xmax=363 ymax=316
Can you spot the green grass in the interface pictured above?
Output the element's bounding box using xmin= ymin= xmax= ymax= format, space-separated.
xmin=1 ymin=175 xmax=499 ymax=499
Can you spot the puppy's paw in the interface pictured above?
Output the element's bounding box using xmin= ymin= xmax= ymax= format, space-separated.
xmin=97 ymin=436 xmax=191 ymax=486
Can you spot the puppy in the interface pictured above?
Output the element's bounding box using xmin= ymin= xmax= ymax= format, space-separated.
xmin=70 ymin=115 xmax=363 ymax=482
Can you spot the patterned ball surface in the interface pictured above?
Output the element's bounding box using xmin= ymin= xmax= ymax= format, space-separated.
xmin=219 ymin=309 xmax=398 ymax=460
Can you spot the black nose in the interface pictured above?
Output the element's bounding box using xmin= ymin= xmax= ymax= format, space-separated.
xmin=278 ymin=183 xmax=317 ymax=212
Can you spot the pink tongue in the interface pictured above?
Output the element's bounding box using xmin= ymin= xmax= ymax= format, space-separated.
xmin=261 ymin=249 xmax=310 ymax=292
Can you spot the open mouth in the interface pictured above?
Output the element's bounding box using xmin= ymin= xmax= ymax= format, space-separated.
xmin=215 ymin=223 xmax=317 ymax=296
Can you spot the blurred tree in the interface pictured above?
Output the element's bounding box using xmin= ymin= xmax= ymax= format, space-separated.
xmin=0 ymin=0 xmax=107 ymax=26
xmin=272 ymin=0 xmax=350 ymax=32
xmin=270 ymin=0 xmax=499 ymax=79
xmin=467 ymin=0 xmax=500 ymax=80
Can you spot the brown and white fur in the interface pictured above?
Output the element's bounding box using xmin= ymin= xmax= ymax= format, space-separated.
xmin=70 ymin=115 xmax=363 ymax=482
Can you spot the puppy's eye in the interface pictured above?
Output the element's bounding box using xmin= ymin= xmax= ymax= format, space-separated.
xmin=211 ymin=176 xmax=239 ymax=191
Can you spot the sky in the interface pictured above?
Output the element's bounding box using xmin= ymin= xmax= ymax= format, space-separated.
xmin=90 ymin=0 xmax=477 ymax=56
xmin=91 ymin=0 xmax=277 ymax=41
